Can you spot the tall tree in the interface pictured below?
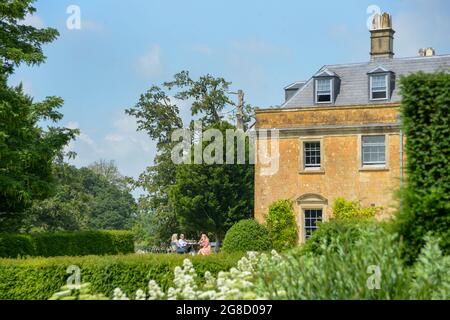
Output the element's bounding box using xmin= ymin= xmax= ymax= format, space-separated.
xmin=23 ymin=162 xmax=137 ymax=232
xmin=164 ymin=71 xmax=233 ymax=125
xmin=169 ymin=122 xmax=254 ymax=245
xmin=126 ymin=86 xmax=183 ymax=244
xmin=127 ymin=72 xmax=255 ymax=245
xmin=0 ymin=0 xmax=78 ymax=231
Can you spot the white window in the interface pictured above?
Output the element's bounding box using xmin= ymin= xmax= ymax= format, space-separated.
xmin=370 ymin=74 xmax=388 ymax=100
xmin=304 ymin=142 xmax=321 ymax=168
xmin=315 ymin=79 xmax=332 ymax=103
xmin=304 ymin=209 xmax=323 ymax=239
xmin=362 ymin=135 xmax=386 ymax=166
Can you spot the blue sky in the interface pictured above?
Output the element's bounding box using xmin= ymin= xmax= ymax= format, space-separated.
xmin=9 ymin=0 xmax=450 ymax=188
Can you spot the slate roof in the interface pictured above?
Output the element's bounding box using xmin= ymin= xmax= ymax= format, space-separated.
xmin=282 ymin=54 xmax=450 ymax=108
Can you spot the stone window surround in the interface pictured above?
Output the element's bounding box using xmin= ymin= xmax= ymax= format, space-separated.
xmin=296 ymin=193 xmax=328 ymax=242
xmin=299 ymin=136 xmax=325 ymax=174
xmin=358 ymin=133 xmax=390 ymax=172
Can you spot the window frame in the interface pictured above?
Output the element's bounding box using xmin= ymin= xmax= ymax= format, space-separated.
xmin=315 ymin=78 xmax=333 ymax=104
xmin=369 ymin=74 xmax=389 ymax=101
xmin=361 ymin=134 xmax=386 ymax=166
xmin=299 ymin=137 xmax=325 ymax=174
xmin=304 ymin=141 xmax=321 ymax=169
xmin=304 ymin=208 xmax=323 ymax=240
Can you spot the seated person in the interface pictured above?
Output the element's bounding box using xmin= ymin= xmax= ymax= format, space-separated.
xmin=198 ymin=234 xmax=211 ymax=256
xmin=176 ymin=234 xmax=188 ymax=254
xmin=170 ymin=234 xmax=178 ymax=253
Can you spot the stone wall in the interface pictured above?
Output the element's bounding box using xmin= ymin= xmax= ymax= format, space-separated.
xmin=254 ymin=104 xmax=404 ymax=242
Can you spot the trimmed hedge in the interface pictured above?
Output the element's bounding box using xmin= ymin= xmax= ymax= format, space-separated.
xmin=0 ymin=230 xmax=134 ymax=258
xmin=222 ymin=219 xmax=272 ymax=253
xmin=0 ymin=253 xmax=242 ymax=300
xmin=396 ymin=72 xmax=450 ymax=262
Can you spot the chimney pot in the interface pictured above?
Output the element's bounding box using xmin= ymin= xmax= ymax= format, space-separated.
xmin=419 ymin=47 xmax=436 ymax=57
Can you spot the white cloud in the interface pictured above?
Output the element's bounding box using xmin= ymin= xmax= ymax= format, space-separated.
xmin=20 ymin=13 xmax=45 ymax=29
xmin=135 ymin=45 xmax=163 ymax=77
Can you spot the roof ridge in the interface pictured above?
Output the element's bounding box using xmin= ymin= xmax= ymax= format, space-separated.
xmin=323 ymin=54 xmax=450 ymax=69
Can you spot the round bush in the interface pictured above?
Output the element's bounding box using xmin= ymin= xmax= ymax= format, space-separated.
xmin=222 ymin=219 xmax=272 ymax=253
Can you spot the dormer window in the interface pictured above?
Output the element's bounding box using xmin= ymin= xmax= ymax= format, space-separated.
xmin=313 ymin=69 xmax=339 ymax=105
xmin=315 ymin=79 xmax=332 ymax=103
xmin=370 ymin=74 xmax=388 ymax=100
xmin=368 ymin=66 xmax=394 ymax=101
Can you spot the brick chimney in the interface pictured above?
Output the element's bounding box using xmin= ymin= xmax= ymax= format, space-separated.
xmin=370 ymin=12 xmax=395 ymax=60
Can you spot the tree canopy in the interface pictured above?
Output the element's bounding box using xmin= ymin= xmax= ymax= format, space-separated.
xmin=0 ymin=0 xmax=78 ymax=231
xmin=127 ymin=71 xmax=254 ymax=245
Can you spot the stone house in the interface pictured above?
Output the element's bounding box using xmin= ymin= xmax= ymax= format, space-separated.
xmin=254 ymin=13 xmax=450 ymax=242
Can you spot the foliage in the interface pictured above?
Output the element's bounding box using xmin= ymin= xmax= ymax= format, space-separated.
xmin=301 ymin=219 xmax=376 ymax=256
xmin=0 ymin=253 xmax=242 ymax=300
xmin=0 ymin=0 xmax=78 ymax=231
xmin=266 ymin=200 xmax=298 ymax=251
xmin=0 ymin=0 xmax=59 ymax=75
xmin=221 ymin=220 xmax=272 ymax=253
xmin=49 ymin=283 xmax=108 ymax=300
xmin=396 ymin=72 xmax=450 ymax=262
xmin=71 ymin=232 xmax=450 ymax=300
xmin=332 ymin=197 xmax=379 ymax=220
xmin=0 ymin=230 xmax=134 ymax=258
xmin=126 ymin=72 xmax=255 ymax=246
xmin=169 ymin=122 xmax=254 ymax=244
xmin=408 ymin=236 xmax=450 ymax=300
xmin=21 ymin=162 xmax=137 ymax=232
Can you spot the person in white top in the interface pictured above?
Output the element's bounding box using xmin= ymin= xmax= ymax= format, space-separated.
xmin=176 ymin=234 xmax=188 ymax=254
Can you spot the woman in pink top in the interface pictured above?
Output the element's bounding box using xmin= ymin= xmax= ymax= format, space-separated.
xmin=198 ymin=234 xmax=211 ymax=256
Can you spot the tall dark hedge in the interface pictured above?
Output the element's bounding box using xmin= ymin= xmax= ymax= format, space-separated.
xmin=396 ymin=71 xmax=450 ymax=262
xmin=0 ymin=230 xmax=134 ymax=258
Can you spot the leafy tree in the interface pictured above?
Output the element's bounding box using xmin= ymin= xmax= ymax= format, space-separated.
xmin=169 ymin=122 xmax=254 ymax=245
xmin=164 ymin=71 xmax=233 ymax=125
xmin=0 ymin=0 xmax=59 ymax=76
xmin=126 ymin=85 xmax=184 ymax=245
xmin=127 ymin=72 xmax=255 ymax=246
xmin=22 ymin=162 xmax=137 ymax=232
xmin=0 ymin=0 xmax=78 ymax=231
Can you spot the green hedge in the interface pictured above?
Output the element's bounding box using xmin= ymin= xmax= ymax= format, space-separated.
xmin=0 ymin=230 xmax=134 ymax=258
xmin=222 ymin=219 xmax=272 ymax=253
xmin=396 ymin=71 xmax=450 ymax=262
xmin=0 ymin=253 xmax=242 ymax=300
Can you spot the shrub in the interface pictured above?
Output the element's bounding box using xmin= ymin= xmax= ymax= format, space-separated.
xmin=396 ymin=72 xmax=450 ymax=262
xmin=256 ymin=224 xmax=411 ymax=299
xmin=332 ymin=197 xmax=378 ymax=220
xmin=301 ymin=219 xmax=376 ymax=255
xmin=266 ymin=200 xmax=298 ymax=251
xmin=222 ymin=219 xmax=272 ymax=253
xmin=0 ymin=230 xmax=134 ymax=258
xmin=0 ymin=253 xmax=242 ymax=300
